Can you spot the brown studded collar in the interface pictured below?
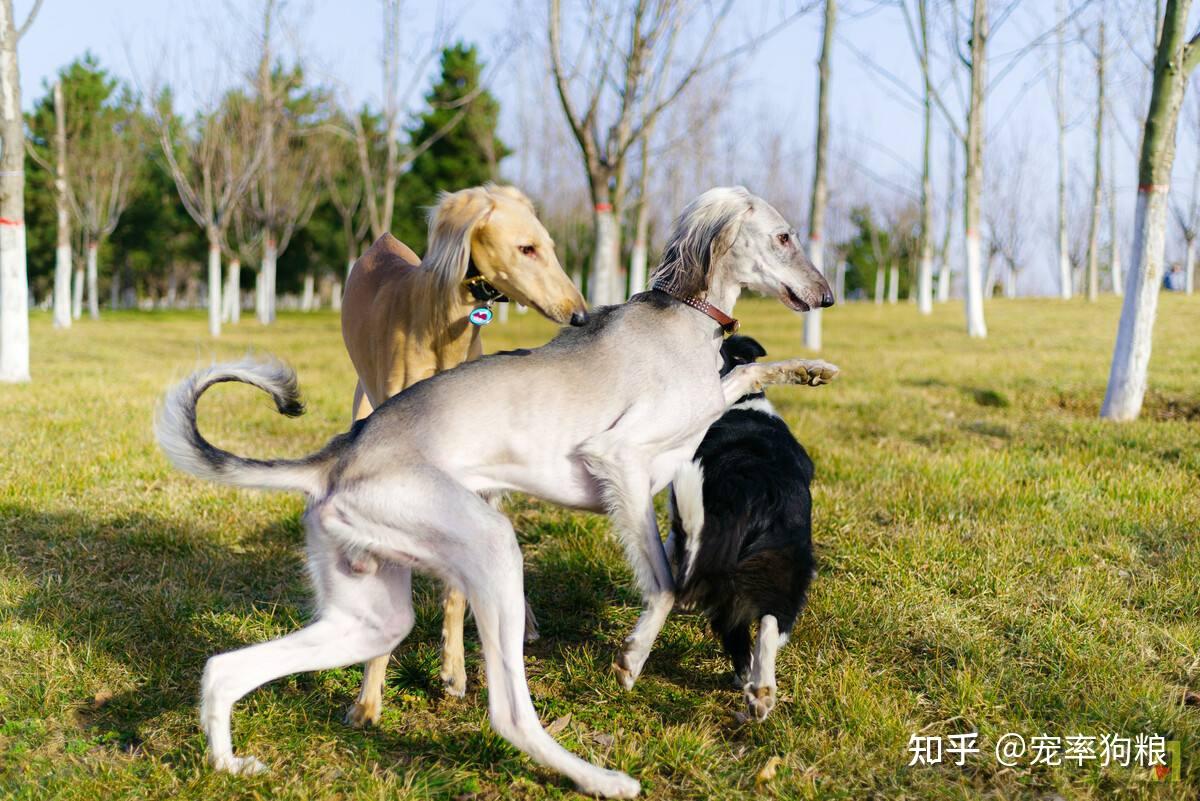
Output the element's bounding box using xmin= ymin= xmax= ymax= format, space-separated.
xmin=651 ymin=282 xmax=739 ymax=334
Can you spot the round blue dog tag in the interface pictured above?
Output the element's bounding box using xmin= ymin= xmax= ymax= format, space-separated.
xmin=469 ymin=306 xmax=494 ymax=326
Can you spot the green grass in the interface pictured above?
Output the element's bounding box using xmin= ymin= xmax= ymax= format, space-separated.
xmin=1 ymin=296 xmax=1199 ymax=800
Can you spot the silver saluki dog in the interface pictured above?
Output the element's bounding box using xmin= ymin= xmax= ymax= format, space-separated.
xmin=156 ymin=187 xmax=836 ymax=798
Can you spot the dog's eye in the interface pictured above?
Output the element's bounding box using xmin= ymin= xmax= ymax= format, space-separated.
xmin=519 ymin=244 xmax=537 ymax=257
xmin=777 ymin=232 xmax=790 ymax=246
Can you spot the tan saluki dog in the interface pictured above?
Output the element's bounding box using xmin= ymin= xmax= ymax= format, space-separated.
xmin=340 ymin=184 xmax=586 ymax=726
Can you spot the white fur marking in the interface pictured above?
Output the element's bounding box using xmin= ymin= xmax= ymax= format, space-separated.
xmin=673 ymin=459 xmax=705 ymax=583
xmin=730 ymin=396 xmax=777 ymax=416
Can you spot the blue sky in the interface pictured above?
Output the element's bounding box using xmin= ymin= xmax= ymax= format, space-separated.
xmin=12 ymin=1 xmax=1200 ymax=295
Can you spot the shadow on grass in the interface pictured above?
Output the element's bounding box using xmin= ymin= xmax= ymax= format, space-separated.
xmin=0 ymin=501 xmax=648 ymax=763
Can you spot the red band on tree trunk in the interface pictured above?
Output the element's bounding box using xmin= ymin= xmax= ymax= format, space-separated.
xmin=1137 ymin=183 xmax=1169 ymax=193
xmin=595 ymin=203 xmax=612 ymax=212
xmin=0 ymin=217 xmax=23 ymax=226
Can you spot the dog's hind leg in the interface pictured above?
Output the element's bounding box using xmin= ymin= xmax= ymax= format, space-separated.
xmin=382 ymin=471 xmax=638 ymax=798
xmin=743 ymin=614 xmax=786 ymax=722
xmin=345 ymin=654 xmax=390 ymax=727
xmin=204 ymin=527 xmax=415 ymax=773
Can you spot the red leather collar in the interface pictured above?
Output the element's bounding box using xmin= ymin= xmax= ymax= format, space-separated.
xmin=652 ymin=283 xmax=739 ymax=334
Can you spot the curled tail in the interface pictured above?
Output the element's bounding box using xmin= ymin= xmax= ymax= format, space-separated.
xmin=155 ymin=357 xmax=341 ymax=496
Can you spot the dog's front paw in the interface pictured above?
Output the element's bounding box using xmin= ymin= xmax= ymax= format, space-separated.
xmin=211 ymin=753 xmax=269 ymax=775
xmin=743 ymin=683 xmax=776 ymax=721
xmin=766 ymin=359 xmax=839 ymax=387
xmin=344 ymin=698 xmax=381 ymax=728
xmin=440 ymin=666 xmax=468 ymax=699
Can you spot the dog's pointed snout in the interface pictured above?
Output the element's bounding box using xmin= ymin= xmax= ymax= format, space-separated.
xmin=820 ymin=289 xmax=834 ymax=308
xmin=570 ymin=309 xmax=589 ymax=326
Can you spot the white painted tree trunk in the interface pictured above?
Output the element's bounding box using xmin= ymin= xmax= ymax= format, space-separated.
xmin=874 ymin=267 xmax=884 ymax=304
xmin=803 ymin=243 xmax=823 ymax=350
xmin=331 ymin=279 xmax=342 ymax=312
xmin=629 ymin=239 xmax=648 ymax=297
xmin=887 ymin=263 xmax=899 ymax=304
xmin=1103 ymin=191 xmax=1167 ymax=419
xmin=258 ymin=238 xmax=277 ymax=324
xmin=71 ymin=267 xmax=83 ymax=319
xmin=53 ymin=242 xmax=71 ymax=328
xmin=590 ymin=207 xmax=620 ymax=305
xmin=224 ymin=258 xmax=241 ymax=324
xmin=1005 ymin=263 xmax=1017 ymax=298
xmin=0 ymin=0 xmax=27 ymax=381
xmin=835 ymin=261 xmax=846 ymax=304
xmin=1185 ymin=239 xmax=1195 ymax=295
xmin=964 ymin=231 xmax=987 ymax=337
xmin=85 ymin=243 xmax=99 ymax=319
xmin=498 ymin=302 xmax=509 ymax=323
xmin=206 ymin=241 xmax=221 ymax=337
xmin=1109 ymin=148 xmax=1122 ymax=296
xmin=301 ymin=272 xmax=315 ymax=311
xmin=917 ymin=256 xmax=933 ymax=314
xmin=937 ymin=259 xmax=951 ymax=301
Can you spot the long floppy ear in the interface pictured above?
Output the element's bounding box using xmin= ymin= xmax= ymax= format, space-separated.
xmin=424 ymin=187 xmax=495 ymax=290
xmin=652 ymin=188 xmax=752 ymax=297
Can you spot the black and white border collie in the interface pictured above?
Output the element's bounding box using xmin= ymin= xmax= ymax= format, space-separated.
xmin=668 ymin=334 xmax=816 ymax=721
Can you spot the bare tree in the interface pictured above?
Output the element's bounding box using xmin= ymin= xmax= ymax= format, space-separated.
xmin=549 ymin=0 xmax=798 ymax=304
xmin=898 ymin=0 xmax=936 ymax=314
xmin=806 ymin=0 xmax=835 ymax=350
xmin=938 ymin=126 xmax=956 ymax=301
xmin=961 ymin=0 xmax=988 ymax=336
xmin=1055 ymin=0 xmax=1072 ymax=299
xmin=72 ymin=91 xmax=140 ymax=320
xmin=0 ymin=0 xmax=40 ymax=382
xmin=1172 ymin=91 xmax=1199 ymax=295
xmin=1102 ymin=0 xmax=1200 ymax=420
xmin=158 ymin=92 xmax=264 ymax=337
xmin=250 ymin=2 xmax=322 ymax=324
xmin=1083 ymin=17 xmax=1106 ymax=302
xmin=51 ymin=80 xmax=72 ymax=327
xmin=1108 ymin=127 xmax=1122 ymax=295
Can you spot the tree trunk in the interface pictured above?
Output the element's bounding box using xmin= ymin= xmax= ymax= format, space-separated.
xmin=887 ymin=262 xmax=899 ymax=304
xmin=258 ymin=237 xmax=277 ymax=324
xmin=835 ymin=260 xmax=846 ymax=303
xmin=225 ymin=258 xmax=241 ymax=323
xmin=1109 ymin=145 xmax=1122 ymax=295
xmin=85 ymin=242 xmax=99 ymax=319
xmin=589 ymin=195 xmax=620 ymax=306
xmin=1102 ymin=0 xmax=1198 ymax=421
xmin=109 ymin=267 xmax=120 ymax=310
xmin=301 ymin=271 xmax=315 ymax=311
xmin=71 ymin=266 xmax=82 ymax=319
xmin=1185 ymin=238 xmax=1196 ymax=295
xmin=874 ymin=266 xmax=884 ymax=304
xmin=1055 ymin=0 xmax=1072 ymax=300
xmin=963 ymin=0 xmax=988 ymax=337
xmin=331 ymin=279 xmax=342 ymax=312
xmin=0 ymin=0 xmax=27 ymax=381
xmin=206 ymin=237 xmax=221 ymax=337
xmin=805 ymin=0 xmax=835 ymax=351
xmin=938 ymin=127 xmax=955 ymax=302
xmin=629 ymin=127 xmax=653 ymax=297
xmin=52 ymin=79 xmax=72 ymax=329
xmin=1085 ymin=21 xmax=1105 ymax=303
xmin=916 ymin=0 xmax=934 ymax=315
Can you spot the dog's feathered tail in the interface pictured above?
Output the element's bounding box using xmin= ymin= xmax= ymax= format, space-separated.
xmin=155 ymin=357 xmax=342 ymax=496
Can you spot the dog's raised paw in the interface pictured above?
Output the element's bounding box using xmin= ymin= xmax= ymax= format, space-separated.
xmin=212 ymin=754 xmax=269 ymax=776
xmin=343 ymin=699 xmax=380 ymax=728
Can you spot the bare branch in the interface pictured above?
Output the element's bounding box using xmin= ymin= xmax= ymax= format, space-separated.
xmin=16 ymin=0 xmax=43 ymax=39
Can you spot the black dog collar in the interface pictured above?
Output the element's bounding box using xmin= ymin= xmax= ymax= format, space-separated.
xmin=463 ymin=261 xmax=509 ymax=303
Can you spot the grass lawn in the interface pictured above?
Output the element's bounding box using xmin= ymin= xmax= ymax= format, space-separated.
xmin=1 ymin=296 xmax=1199 ymax=800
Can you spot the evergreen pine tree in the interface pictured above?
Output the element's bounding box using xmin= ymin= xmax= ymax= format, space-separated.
xmin=394 ymin=43 xmax=508 ymax=251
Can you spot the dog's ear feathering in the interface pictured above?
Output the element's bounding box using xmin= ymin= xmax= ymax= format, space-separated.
xmin=651 ymin=186 xmax=753 ymax=298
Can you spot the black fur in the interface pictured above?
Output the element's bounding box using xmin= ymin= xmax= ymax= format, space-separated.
xmin=669 ymin=334 xmax=815 ymax=683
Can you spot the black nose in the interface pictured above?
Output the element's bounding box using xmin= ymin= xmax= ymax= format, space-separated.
xmin=820 ymin=290 xmax=835 ymax=308
xmin=570 ymin=309 xmax=589 ymax=326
